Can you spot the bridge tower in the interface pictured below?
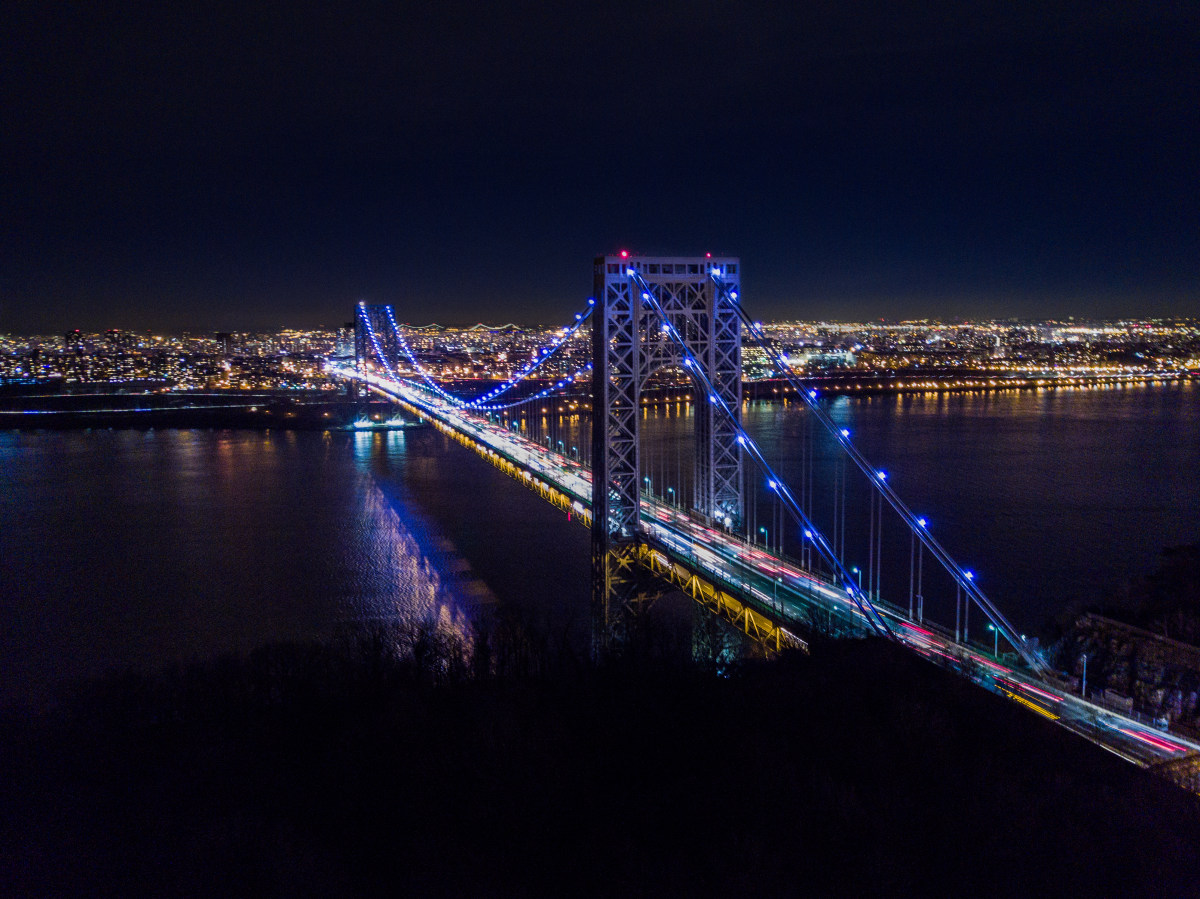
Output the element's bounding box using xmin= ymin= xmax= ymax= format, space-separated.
xmin=590 ymin=254 xmax=743 ymax=653
xmin=355 ymin=304 xmax=401 ymax=375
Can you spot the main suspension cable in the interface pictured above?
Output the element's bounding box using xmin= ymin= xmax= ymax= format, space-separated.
xmin=712 ymin=273 xmax=1048 ymax=674
xmin=626 ymin=269 xmax=893 ymax=637
xmin=383 ymin=302 xmax=595 ymax=409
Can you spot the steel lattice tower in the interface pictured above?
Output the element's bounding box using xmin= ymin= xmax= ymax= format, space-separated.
xmin=590 ymin=254 xmax=743 ymax=652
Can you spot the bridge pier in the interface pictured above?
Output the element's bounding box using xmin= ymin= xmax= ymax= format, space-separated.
xmin=591 ymin=544 xmax=667 ymax=658
xmin=590 ymin=254 xmax=743 ymax=656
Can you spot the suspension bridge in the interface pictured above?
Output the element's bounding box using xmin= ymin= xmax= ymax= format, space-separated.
xmin=330 ymin=253 xmax=1200 ymax=786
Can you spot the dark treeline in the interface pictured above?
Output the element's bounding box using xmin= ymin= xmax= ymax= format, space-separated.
xmin=4 ymin=610 xmax=1200 ymax=897
xmin=1117 ymin=544 xmax=1200 ymax=646
xmin=1048 ymin=543 xmax=1200 ymax=646
xmin=1050 ymin=543 xmax=1200 ymax=730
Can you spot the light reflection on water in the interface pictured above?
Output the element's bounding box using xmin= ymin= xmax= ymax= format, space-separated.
xmin=348 ymin=430 xmax=475 ymax=657
xmin=0 ymin=428 xmax=476 ymax=704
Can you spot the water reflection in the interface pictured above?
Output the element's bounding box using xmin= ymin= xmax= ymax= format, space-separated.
xmin=0 ymin=429 xmax=477 ymax=704
xmin=349 ymin=441 xmax=475 ymax=662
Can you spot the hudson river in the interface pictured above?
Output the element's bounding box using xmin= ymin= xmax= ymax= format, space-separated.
xmin=3 ymin=383 xmax=1198 ymax=704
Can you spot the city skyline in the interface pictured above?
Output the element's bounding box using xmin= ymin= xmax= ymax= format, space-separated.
xmin=3 ymin=3 xmax=1197 ymax=332
xmin=4 ymin=310 xmax=1199 ymax=341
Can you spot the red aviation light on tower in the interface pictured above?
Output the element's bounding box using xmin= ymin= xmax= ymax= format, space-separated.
xmin=619 ymin=250 xmax=629 ymax=258
xmin=705 ymin=252 xmax=712 ymax=258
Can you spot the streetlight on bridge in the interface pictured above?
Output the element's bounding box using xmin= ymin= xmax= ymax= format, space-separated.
xmin=913 ymin=518 xmax=926 ymax=623
xmin=964 ymin=570 xmax=974 ymax=644
xmin=956 ymin=570 xmax=974 ymax=644
xmin=758 ymin=526 xmax=768 ymax=549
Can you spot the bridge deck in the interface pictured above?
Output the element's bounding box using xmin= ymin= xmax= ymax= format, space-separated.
xmin=337 ymin=365 xmax=1200 ymax=775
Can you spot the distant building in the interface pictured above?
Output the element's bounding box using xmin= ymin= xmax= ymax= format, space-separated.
xmin=104 ymin=329 xmax=135 ymax=351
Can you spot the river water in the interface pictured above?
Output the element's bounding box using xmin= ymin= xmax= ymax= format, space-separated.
xmin=2 ymin=382 xmax=1197 ymax=704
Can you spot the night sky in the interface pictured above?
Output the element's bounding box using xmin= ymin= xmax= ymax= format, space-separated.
xmin=3 ymin=2 xmax=1197 ymax=332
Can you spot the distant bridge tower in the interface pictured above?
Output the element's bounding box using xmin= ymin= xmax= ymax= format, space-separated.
xmin=591 ymin=254 xmax=743 ymax=652
xmin=355 ymin=303 xmax=401 ymax=375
